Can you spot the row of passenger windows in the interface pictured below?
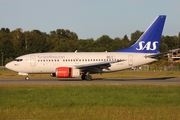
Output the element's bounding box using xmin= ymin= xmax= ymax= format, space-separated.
xmin=38 ymin=59 xmax=60 ymax=62
xmin=63 ymin=59 xmax=119 ymax=62
xmin=37 ymin=59 xmax=121 ymax=62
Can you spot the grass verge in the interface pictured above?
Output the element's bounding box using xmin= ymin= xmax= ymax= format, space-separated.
xmin=0 ymin=85 xmax=180 ymax=120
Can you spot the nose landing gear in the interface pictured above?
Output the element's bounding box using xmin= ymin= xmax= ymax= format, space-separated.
xmin=25 ymin=76 xmax=30 ymax=80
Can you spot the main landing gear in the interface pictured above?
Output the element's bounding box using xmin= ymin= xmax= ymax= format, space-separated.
xmin=81 ymin=73 xmax=92 ymax=81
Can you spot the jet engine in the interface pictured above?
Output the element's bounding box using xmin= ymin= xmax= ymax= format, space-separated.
xmin=55 ymin=67 xmax=80 ymax=78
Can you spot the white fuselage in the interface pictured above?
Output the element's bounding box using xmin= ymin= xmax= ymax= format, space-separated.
xmin=6 ymin=52 xmax=157 ymax=74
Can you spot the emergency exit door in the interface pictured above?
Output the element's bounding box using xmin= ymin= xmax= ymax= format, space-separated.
xmin=128 ymin=55 xmax=133 ymax=66
xmin=30 ymin=55 xmax=36 ymax=66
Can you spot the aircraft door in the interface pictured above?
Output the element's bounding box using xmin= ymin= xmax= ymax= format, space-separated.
xmin=30 ymin=55 xmax=36 ymax=66
xmin=128 ymin=55 xmax=133 ymax=66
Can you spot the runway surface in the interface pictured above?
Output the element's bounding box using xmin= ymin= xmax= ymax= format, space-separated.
xmin=0 ymin=77 xmax=180 ymax=85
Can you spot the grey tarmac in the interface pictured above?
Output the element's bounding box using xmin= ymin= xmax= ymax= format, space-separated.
xmin=0 ymin=77 xmax=180 ymax=85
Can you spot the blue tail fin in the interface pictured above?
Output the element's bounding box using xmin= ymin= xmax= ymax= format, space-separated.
xmin=116 ymin=15 xmax=166 ymax=53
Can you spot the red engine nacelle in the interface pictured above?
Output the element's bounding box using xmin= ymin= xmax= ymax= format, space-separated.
xmin=55 ymin=67 xmax=80 ymax=78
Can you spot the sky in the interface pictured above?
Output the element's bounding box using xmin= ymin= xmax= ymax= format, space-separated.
xmin=0 ymin=0 xmax=180 ymax=40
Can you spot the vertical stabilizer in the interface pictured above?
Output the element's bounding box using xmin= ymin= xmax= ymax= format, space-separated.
xmin=116 ymin=15 xmax=166 ymax=53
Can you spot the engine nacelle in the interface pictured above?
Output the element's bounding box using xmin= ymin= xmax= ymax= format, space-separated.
xmin=55 ymin=67 xmax=80 ymax=78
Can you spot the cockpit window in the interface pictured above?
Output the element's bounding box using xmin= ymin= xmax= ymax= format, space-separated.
xmin=14 ymin=59 xmax=23 ymax=62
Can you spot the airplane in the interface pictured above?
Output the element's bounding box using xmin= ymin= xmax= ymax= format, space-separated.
xmin=5 ymin=15 xmax=166 ymax=81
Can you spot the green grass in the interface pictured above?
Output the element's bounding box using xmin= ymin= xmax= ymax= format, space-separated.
xmin=0 ymin=85 xmax=180 ymax=120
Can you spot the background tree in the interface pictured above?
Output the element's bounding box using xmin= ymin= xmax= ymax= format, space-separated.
xmin=0 ymin=27 xmax=179 ymax=66
xmin=159 ymin=36 xmax=168 ymax=52
xmin=0 ymin=28 xmax=14 ymax=61
xmin=27 ymin=30 xmax=47 ymax=53
xmin=94 ymin=35 xmax=113 ymax=52
xmin=24 ymin=31 xmax=32 ymax=51
xmin=75 ymin=38 xmax=95 ymax=52
xmin=12 ymin=28 xmax=25 ymax=56
xmin=178 ymin=32 xmax=180 ymax=48
xmin=121 ymin=35 xmax=130 ymax=49
xmin=163 ymin=35 xmax=178 ymax=50
xmin=112 ymin=37 xmax=122 ymax=51
xmin=130 ymin=30 xmax=143 ymax=45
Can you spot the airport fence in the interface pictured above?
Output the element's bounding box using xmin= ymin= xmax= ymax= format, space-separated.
xmin=137 ymin=65 xmax=180 ymax=71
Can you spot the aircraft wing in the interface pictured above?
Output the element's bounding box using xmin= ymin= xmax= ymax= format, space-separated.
xmin=74 ymin=60 xmax=125 ymax=73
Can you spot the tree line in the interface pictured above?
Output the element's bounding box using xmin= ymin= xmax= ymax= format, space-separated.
xmin=0 ymin=27 xmax=180 ymax=66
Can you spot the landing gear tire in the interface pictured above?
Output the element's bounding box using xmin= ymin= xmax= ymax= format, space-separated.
xmin=81 ymin=74 xmax=86 ymax=80
xmin=86 ymin=75 xmax=92 ymax=81
xmin=25 ymin=76 xmax=30 ymax=80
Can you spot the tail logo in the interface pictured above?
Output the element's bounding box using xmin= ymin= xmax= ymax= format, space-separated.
xmin=136 ymin=41 xmax=158 ymax=51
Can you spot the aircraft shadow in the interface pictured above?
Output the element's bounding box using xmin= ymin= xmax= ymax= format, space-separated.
xmin=1 ymin=77 xmax=175 ymax=81
xmin=92 ymin=77 xmax=176 ymax=81
xmin=57 ymin=77 xmax=176 ymax=81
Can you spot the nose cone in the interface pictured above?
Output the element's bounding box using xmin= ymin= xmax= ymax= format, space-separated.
xmin=5 ymin=62 xmax=14 ymax=70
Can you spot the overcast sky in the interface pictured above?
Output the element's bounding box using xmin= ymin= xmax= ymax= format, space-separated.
xmin=0 ymin=0 xmax=179 ymax=39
